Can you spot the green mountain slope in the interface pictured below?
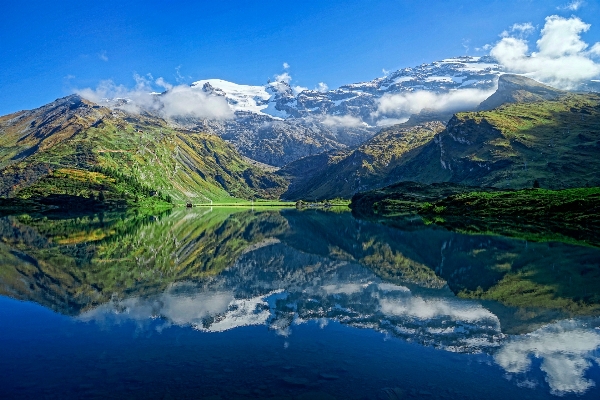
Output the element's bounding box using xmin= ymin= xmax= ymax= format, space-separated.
xmin=0 ymin=95 xmax=287 ymax=206
xmin=477 ymin=74 xmax=565 ymax=111
xmin=279 ymin=121 xmax=446 ymax=200
xmin=394 ymin=92 xmax=600 ymax=189
xmin=281 ymin=78 xmax=598 ymax=201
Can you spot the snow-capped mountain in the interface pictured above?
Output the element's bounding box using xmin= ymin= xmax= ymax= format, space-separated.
xmin=196 ymin=56 xmax=500 ymax=120
xmin=169 ymin=56 xmax=504 ymax=166
xmin=193 ymin=79 xmax=292 ymax=119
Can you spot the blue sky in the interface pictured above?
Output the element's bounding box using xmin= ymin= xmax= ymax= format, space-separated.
xmin=1 ymin=0 xmax=599 ymax=115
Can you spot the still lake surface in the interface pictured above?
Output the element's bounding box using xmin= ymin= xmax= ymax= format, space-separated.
xmin=0 ymin=207 xmax=599 ymax=399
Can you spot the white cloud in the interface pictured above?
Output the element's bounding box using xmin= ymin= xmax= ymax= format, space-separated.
xmin=292 ymin=85 xmax=308 ymax=94
xmin=512 ymin=22 xmax=535 ymax=34
xmin=80 ymin=285 xmax=280 ymax=334
xmin=295 ymin=82 xmax=329 ymax=93
xmin=490 ymin=15 xmax=600 ymax=89
xmin=501 ymin=22 xmax=535 ymax=38
xmin=160 ymin=85 xmax=234 ymax=119
xmin=155 ymin=77 xmax=172 ymax=91
xmin=379 ymin=296 xmax=498 ymax=323
xmin=559 ymin=0 xmax=584 ymax=11
xmin=537 ymin=16 xmax=589 ymax=57
xmin=475 ymin=44 xmax=493 ymax=52
xmin=274 ymin=71 xmax=292 ymax=84
xmin=283 ymin=62 xmax=290 ymax=69
xmin=316 ymin=82 xmax=329 ymax=92
xmin=374 ymin=88 xmax=495 ymax=119
xmin=462 ymin=38 xmax=471 ymax=53
xmin=80 ymin=287 xmax=235 ymax=328
xmin=322 ymin=115 xmax=365 ymax=128
xmin=321 ymin=283 xmax=365 ymax=295
xmin=494 ymin=320 xmax=600 ymax=395
xmin=174 ymin=65 xmax=186 ymax=83
xmin=375 ymin=117 xmax=409 ymax=127
xmin=77 ymin=74 xmax=233 ymax=120
xmin=98 ymin=50 xmax=108 ymax=62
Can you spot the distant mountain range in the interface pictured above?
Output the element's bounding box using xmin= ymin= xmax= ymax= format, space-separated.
xmin=1 ymin=55 xmax=599 ymax=206
xmin=149 ymin=56 xmax=505 ymax=166
xmin=279 ymin=74 xmax=600 ymax=200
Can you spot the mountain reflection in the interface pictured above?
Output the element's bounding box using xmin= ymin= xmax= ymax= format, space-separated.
xmin=1 ymin=207 xmax=600 ymax=395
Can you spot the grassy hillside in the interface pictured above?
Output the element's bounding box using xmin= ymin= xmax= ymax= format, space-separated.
xmin=477 ymin=74 xmax=565 ymax=111
xmin=0 ymin=95 xmax=287 ymax=208
xmin=279 ymin=121 xmax=445 ymax=200
xmin=282 ymin=84 xmax=600 ymax=201
xmin=393 ymin=93 xmax=600 ymax=189
xmin=349 ymin=181 xmax=499 ymax=217
xmin=351 ymin=182 xmax=600 ymax=247
xmin=420 ymin=187 xmax=600 ymax=247
xmin=423 ymin=187 xmax=600 ymax=221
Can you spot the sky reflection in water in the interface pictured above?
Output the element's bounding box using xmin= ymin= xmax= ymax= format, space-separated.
xmin=0 ymin=208 xmax=599 ymax=399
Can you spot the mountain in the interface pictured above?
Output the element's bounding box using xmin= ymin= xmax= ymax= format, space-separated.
xmin=390 ymin=92 xmax=600 ymax=189
xmin=477 ymin=74 xmax=566 ymax=111
xmin=279 ymin=121 xmax=446 ymax=200
xmin=0 ymin=95 xmax=287 ymax=206
xmin=279 ymin=75 xmax=600 ymax=200
xmin=2 ymin=209 xmax=599 ymax=337
xmin=194 ymin=56 xmax=501 ymax=122
xmin=98 ymin=56 xmax=503 ymax=167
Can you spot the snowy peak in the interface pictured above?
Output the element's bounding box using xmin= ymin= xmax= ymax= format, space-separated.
xmin=191 ymin=78 xmax=291 ymax=119
xmin=188 ymin=56 xmax=503 ymax=124
xmin=193 ymin=79 xmax=271 ymax=113
xmin=345 ymin=56 xmax=502 ymax=93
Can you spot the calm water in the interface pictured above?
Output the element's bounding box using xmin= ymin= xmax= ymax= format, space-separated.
xmin=0 ymin=208 xmax=599 ymax=399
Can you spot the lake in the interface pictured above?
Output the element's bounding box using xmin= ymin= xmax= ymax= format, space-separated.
xmin=1 ymin=207 xmax=599 ymax=399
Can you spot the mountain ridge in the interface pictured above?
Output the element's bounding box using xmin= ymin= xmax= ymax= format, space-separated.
xmin=0 ymin=95 xmax=287 ymax=206
xmin=94 ymin=56 xmax=505 ymax=166
xmin=278 ymin=77 xmax=600 ymax=200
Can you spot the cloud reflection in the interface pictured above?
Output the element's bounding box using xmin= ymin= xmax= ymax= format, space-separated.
xmin=494 ymin=320 xmax=600 ymax=395
xmin=78 ymin=244 xmax=600 ymax=396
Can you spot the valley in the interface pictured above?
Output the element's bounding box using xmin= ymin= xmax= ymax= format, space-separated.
xmin=0 ymin=60 xmax=599 ymax=251
xmin=4 ymin=5 xmax=600 ymax=399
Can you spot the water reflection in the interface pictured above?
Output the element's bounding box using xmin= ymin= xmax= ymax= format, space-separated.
xmin=1 ymin=208 xmax=600 ymax=397
xmin=495 ymin=320 xmax=600 ymax=395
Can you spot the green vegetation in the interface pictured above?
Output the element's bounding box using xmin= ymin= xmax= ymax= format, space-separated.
xmin=283 ymin=91 xmax=600 ymax=201
xmin=351 ymin=182 xmax=600 ymax=247
xmin=279 ymin=122 xmax=446 ymax=200
xmin=421 ymin=93 xmax=600 ymax=189
xmin=350 ymin=181 xmax=499 ymax=217
xmin=422 ymin=186 xmax=600 ymax=221
xmin=418 ymin=187 xmax=600 ymax=247
xmin=456 ymin=248 xmax=600 ymax=318
xmin=0 ymin=95 xmax=287 ymax=213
